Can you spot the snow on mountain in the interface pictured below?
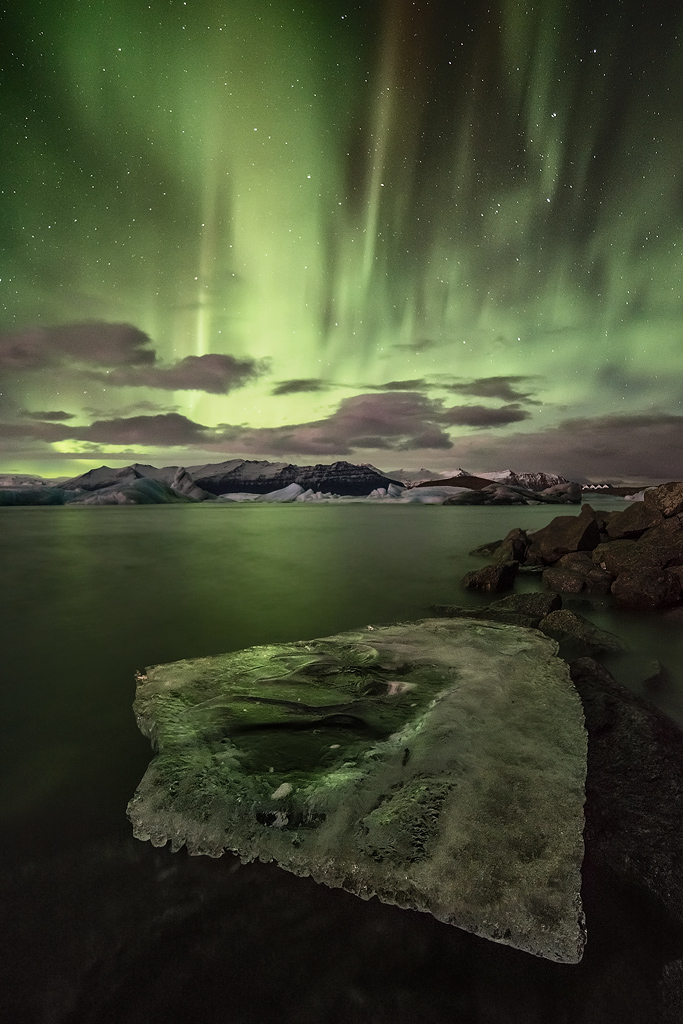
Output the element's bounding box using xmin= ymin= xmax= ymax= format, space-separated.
xmin=475 ymin=470 xmax=569 ymax=490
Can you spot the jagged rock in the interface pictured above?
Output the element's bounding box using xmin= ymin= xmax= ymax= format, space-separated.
xmin=127 ymin=618 xmax=588 ymax=963
xmin=461 ymin=561 xmax=519 ymax=593
xmin=537 ymin=610 xmax=628 ymax=656
xmin=610 ymin=569 xmax=682 ymax=610
xmin=605 ymin=502 xmax=664 ymax=539
xmin=644 ymin=480 xmax=683 ymax=518
xmin=429 ymin=605 xmax=541 ymax=629
xmin=525 ymin=505 xmax=601 ymax=565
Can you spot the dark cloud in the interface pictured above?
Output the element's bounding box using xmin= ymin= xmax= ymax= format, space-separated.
xmin=215 ymin=393 xmax=454 ymax=455
xmin=271 ymin=378 xmax=329 ymax=395
xmin=441 ymin=404 xmax=531 ymax=427
xmin=456 ymin=412 xmax=683 ymax=484
xmin=82 ymin=412 xmax=209 ymax=445
xmin=446 ymin=375 xmax=541 ymax=403
xmin=372 ymin=379 xmax=430 ymax=392
xmin=0 ymin=322 xmax=155 ymax=370
xmin=0 ymin=412 xmax=210 ymax=447
xmin=24 ymin=410 xmax=76 ymax=421
xmin=89 ymin=353 xmax=266 ymax=393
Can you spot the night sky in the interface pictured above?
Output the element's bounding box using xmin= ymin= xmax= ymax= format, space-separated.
xmin=1 ymin=0 xmax=682 ymax=483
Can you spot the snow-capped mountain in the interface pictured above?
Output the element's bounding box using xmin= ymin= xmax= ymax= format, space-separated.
xmin=474 ymin=469 xmax=569 ymax=490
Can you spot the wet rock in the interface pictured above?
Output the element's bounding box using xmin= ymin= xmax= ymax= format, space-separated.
xmin=525 ymin=505 xmax=600 ymax=565
xmin=605 ymin=502 xmax=664 ymax=539
xmin=487 ymin=592 xmax=562 ymax=619
xmin=644 ymin=480 xmax=683 ymax=518
xmin=490 ymin=528 xmax=530 ymax=565
xmin=128 ymin=619 xmax=588 ymax=964
xmin=461 ymin=561 xmax=519 ymax=593
xmin=542 ymin=568 xmax=587 ymax=594
xmin=611 ymin=569 xmax=682 ymax=610
xmin=570 ymin=658 xmax=683 ymax=931
xmin=537 ymin=610 xmax=628 ymax=656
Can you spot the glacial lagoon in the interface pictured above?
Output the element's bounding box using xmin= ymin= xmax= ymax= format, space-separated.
xmin=2 ymin=499 xmax=683 ymax=1022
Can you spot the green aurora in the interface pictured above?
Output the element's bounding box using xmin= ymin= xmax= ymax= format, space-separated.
xmin=1 ymin=0 xmax=682 ymax=482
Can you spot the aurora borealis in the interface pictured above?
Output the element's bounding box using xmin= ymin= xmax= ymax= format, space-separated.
xmin=1 ymin=0 xmax=682 ymax=482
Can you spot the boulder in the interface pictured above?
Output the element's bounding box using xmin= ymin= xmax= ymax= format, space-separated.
xmin=610 ymin=569 xmax=682 ymax=610
xmin=128 ymin=618 xmax=588 ymax=963
xmin=544 ymin=563 xmax=614 ymax=596
xmin=644 ymin=480 xmax=683 ymax=518
xmin=605 ymin=502 xmax=664 ymax=539
xmin=491 ymin=528 xmax=530 ymax=564
xmin=537 ymin=610 xmax=628 ymax=656
xmin=461 ymin=561 xmax=519 ymax=593
xmin=525 ymin=505 xmax=601 ymax=565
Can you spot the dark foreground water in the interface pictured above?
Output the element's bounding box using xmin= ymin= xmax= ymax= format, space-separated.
xmin=1 ymin=501 xmax=682 ymax=1023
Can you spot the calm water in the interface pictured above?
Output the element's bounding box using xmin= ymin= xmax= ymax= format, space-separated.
xmin=1 ymin=501 xmax=681 ymax=1023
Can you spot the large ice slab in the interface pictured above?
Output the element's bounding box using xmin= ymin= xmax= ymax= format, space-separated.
xmin=128 ymin=618 xmax=587 ymax=963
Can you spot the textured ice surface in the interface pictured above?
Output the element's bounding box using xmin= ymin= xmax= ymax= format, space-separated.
xmin=128 ymin=618 xmax=587 ymax=963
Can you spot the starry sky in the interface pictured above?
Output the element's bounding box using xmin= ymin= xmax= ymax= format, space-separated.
xmin=1 ymin=0 xmax=682 ymax=483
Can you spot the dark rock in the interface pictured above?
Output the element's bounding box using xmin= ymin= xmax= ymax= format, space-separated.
xmin=491 ymin=528 xmax=530 ymax=564
xmin=570 ymin=658 xmax=683 ymax=932
xmin=557 ymin=551 xmax=594 ymax=567
xmin=546 ymin=559 xmax=614 ymax=596
xmin=526 ymin=505 xmax=601 ymax=564
xmin=469 ymin=538 xmax=504 ymax=558
xmin=461 ymin=561 xmax=519 ymax=593
xmin=605 ymin=502 xmax=664 ymax=539
xmin=542 ymin=568 xmax=586 ymax=594
xmin=488 ymin=592 xmax=563 ymax=618
xmin=611 ymin=570 xmax=682 ymax=610
xmin=644 ymin=480 xmax=683 ymax=518
xmin=591 ymin=539 xmax=645 ymax=576
xmin=538 ymin=610 xmax=628 ymax=656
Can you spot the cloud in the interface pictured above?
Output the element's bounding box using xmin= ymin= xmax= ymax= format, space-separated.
xmin=0 ymin=390 xmax=530 ymax=456
xmin=215 ymin=392 xmax=455 ymax=455
xmin=0 ymin=412 xmax=210 ymax=447
xmin=445 ymin=375 xmax=541 ymax=403
xmin=371 ymin=379 xmax=430 ymax=392
xmin=271 ymin=378 xmax=330 ymax=395
xmin=0 ymin=322 xmax=155 ymax=370
xmin=454 ymin=412 xmax=683 ymax=483
xmin=89 ymin=353 xmax=267 ymax=393
xmin=441 ymin=404 xmax=531 ymax=427
xmin=23 ymin=410 xmax=76 ymax=421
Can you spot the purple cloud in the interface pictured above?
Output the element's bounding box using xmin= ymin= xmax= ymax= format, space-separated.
xmin=0 ymin=322 xmax=155 ymax=370
xmin=446 ymin=375 xmax=540 ymax=403
xmin=441 ymin=404 xmax=531 ymax=427
xmin=271 ymin=378 xmax=329 ymax=395
xmin=90 ymin=353 xmax=266 ymax=393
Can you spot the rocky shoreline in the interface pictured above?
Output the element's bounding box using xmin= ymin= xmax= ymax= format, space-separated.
xmin=457 ymin=479 xmax=683 ymax=613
